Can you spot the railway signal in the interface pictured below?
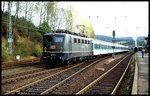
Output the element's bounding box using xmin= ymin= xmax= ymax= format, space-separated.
xmin=112 ymin=30 xmax=115 ymax=58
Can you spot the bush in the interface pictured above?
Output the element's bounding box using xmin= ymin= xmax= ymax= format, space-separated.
xmin=2 ymin=10 xmax=43 ymax=61
xmin=14 ymin=38 xmax=32 ymax=57
xmin=13 ymin=37 xmax=42 ymax=58
xmin=1 ymin=20 xmax=7 ymax=37
xmin=30 ymin=31 xmax=43 ymax=44
xmin=17 ymin=25 xmax=28 ymax=37
xmin=31 ymin=44 xmax=42 ymax=57
xmin=1 ymin=37 xmax=10 ymax=62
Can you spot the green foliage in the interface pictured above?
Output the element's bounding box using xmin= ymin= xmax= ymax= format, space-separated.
xmin=1 ymin=11 xmax=43 ymax=62
xmin=13 ymin=38 xmax=42 ymax=57
xmin=30 ymin=31 xmax=43 ymax=44
xmin=14 ymin=38 xmax=32 ymax=57
xmin=31 ymin=44 xmax=42 ymax=57
xmin=17 ymin=25 xmax=28 ymax=37
xmin=38 ymin=21 xmax=52 ymax=36
xmin=1 ymin=37 xmax=10 ymax=62
xmin=1 ymin=20 xmax=7 ymax=37
xmin=137 ymin=40 xmax=146 ymax=46
xmin=65 ymin=6 xmax=74 ymax=31
xmin=80 ymin=17 xmax=96 ymax=38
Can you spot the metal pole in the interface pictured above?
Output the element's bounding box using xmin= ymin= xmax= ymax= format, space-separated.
xmin=6 ymin=1 xmax=13 ymax=56
xmin=112 ymin=30 xmax=115 ymax=58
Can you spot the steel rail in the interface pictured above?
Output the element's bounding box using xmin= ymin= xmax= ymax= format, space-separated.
xmin=2 ymin=61 xmax=40 ymax=69
xmin=111 ymin=53 xmax=134 ymax=95
xmin=75 ymin=54 xmax=130 ymax=95
xmin=2 ymin=68 xmax=45 ymax=79
xmin=40 ymin=56 xmax=108 ymax=95
xmin=2 ymin=66 xmax=62 ymax=84
xmin=4 ymin=61 xmax=85 ymax=95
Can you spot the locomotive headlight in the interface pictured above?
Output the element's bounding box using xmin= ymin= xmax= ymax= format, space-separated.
xmin=60 ymin=47 xmax=63 ymax=52
xmin=44 ymin=47 xmax=47 ymax=52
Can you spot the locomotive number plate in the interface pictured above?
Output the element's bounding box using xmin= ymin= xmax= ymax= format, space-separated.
xmin=50 ymin=45 xmax=56 ymax=49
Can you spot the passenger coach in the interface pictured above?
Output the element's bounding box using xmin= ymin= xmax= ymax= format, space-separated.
xmin=91 ymin=38 xmax=129 ymax=56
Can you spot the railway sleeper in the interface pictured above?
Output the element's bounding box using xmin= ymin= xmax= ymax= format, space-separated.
xmin=92 ymin=86 xmax=113 ymax=89
xmin=86 ymin=91 xmax=111 ymax=95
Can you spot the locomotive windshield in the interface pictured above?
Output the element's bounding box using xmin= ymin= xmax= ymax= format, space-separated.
xmin=55 ymin=37 xmax=64 ymax=42
xmin=45 ymin=35 xmax=64 ymax=43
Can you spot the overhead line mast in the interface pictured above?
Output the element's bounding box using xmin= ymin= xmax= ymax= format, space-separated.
xmin=6 ymin=1 xmax=13 ymax=56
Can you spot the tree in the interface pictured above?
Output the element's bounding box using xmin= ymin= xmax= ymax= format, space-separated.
xmin=24 ymin=2 xmax=28 ymax=20
xmin=65 ymin=6 xmax=75 ymax=31
xmin=35 ymin=2 xmax=44 ymax=26
xmin=45 ymin=2 xmax=56 ymax=25
xmin=38 ymin=21 xmax=52 ymax=36
xmin=2 ymin=1 xmax=6 ymax=12
xmin=55 ymin=7 xmax=66 ymax=30
xmin=14 ymin=1 xmax=19 ymax=26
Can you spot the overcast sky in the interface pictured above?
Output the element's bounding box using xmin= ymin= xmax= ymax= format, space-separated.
xmin=62 ymin=1 xmax=148 ymax=38
xmin=2 ymin=1 xmax=148 ymax=38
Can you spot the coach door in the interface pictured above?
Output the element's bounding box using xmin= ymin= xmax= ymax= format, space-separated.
xmin=69 ymin=36 xmax=72 ymax=53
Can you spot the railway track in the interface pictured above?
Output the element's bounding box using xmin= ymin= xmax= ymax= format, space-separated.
xmin=3 ymin=52 xmax=132 ymax=95
xmin=2 ymin=62 xmax=82 ymax=94
xmin=46 ymin=53 xmax=131 ymax=95
xmin=2 ymin=67 xmax=47 ymax=80
xmin=4 ymin=55 xmax=110 ymax=95
xmin=76 ymin=53 xmax=134 ymax=95
xmin=2 ymin=63 xmax=72 ymax=85
xmin=2 ymin=58 xmax=40 ymax=69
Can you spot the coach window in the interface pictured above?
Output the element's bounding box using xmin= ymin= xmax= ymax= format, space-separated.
xmin=82 ymin=39 xmax=84 ymax=44
xmin=94 ymin=44 xmax=97 ymax=49
xmin=99 ymin=44 xmax=101 ymax=49
xmin=74 ymin=38 xmax=77 ymax=43
xmin=102 ymin=45 xmax=104 ymax=49
xmin=108 ymin=46 xmax=111 ymax=49
xmin=88 ymin=40 xmax=90 ymax=44
xmin=85 ymin=40 xmax=87 ymax=44
xmin=106 ymin=45 xmax=108 ymax=49
xmin=78 ymin=39 xmax=80 ymax=43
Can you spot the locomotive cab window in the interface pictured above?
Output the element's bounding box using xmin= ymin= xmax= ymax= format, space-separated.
xmin=45 ymin=36 xmax=52 ymax=42
xmin=55 ymin=37 xmax=64 ymax=42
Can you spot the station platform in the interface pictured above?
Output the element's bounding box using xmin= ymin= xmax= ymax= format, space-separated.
xmin=132 ymin=51 xmax=149 ymax=95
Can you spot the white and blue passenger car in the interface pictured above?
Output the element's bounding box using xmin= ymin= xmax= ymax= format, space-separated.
xmin=91 ymin=38 xmax=129 ymax=56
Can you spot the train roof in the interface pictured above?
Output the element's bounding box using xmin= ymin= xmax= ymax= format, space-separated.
xmin=45 ymin=30 xmax=87 ymax=38
xmin=90 ymin=38 xmax=129 ymax=48
xmin=44 ymin=33 xmax=128 ymax=48
xmin=44 ymin=33 xmax=91 ymax=40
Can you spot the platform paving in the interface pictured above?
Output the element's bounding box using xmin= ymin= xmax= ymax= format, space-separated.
xmin=132 ymin=51 xmax=149 ymax=95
